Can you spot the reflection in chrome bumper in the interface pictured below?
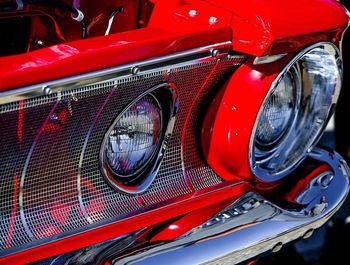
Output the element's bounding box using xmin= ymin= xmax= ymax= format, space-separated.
xmin=115 ymin=148 xmax=350 ymax=265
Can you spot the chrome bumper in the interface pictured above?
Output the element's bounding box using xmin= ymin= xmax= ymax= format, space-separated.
xmin=115 ymin=148 xmax=350 ymax=265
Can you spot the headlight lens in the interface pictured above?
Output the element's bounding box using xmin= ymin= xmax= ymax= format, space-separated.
xmin=101 ymin=84 xmax=178 ymax=193
xmin=251 ymin=43 xmax=342 ymax=180
xmin=255 ymin=72 xmax=297 ymax=149
xmin=105 ymin=94 xmax=162 ymax=177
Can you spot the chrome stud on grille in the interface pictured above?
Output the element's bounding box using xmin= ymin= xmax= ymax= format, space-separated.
xmin=42 ymin=86 xmax=52 ymax=95
xmin=211 ymin=49 xmax=219 ymax=57
xmin=131 ymin=66 xmax=140 ymax=75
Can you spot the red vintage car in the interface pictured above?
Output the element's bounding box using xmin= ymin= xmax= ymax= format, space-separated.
xmin=0 ymin=0 xmax=349 ymax=264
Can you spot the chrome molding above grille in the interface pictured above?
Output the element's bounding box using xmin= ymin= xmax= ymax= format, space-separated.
xmin=0 ymin=42 xmax=236 ymax=106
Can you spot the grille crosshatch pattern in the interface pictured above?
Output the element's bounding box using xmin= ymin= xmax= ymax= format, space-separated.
xmin=0 ymin=54 xmax=247 ymax=254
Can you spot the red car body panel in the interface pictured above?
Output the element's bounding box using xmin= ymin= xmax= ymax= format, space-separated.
xmin=0 ymin=0 xmax=349 ymax=263
xmin=209 ymin=0 xmax=349 ymax=55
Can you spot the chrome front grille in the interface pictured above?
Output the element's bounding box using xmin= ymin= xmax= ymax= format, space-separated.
xmin=0 ymin=49 xmax=247 ymax=255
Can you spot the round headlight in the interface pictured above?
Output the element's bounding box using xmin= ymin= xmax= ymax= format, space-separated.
xmin=101 ymin=84 xmax=178 ymax=193
xmin=255 ymin=72 xmax=297 ymax=149
xmin=250 ymin=43 xmax=342 ymax=181
xmin=105 ymin=94 xmax=162 ymax=177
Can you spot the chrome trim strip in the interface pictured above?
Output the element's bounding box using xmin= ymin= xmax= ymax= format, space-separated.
xmin=0 ymin=42 xmax=233 ymax=105
xmin=253 ymin=53 xmax=288 ymax=65
xmin=114 ymin=147 xmax=350 ymax=265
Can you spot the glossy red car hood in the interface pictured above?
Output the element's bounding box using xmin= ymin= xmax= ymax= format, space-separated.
xmin=206 ymin=0 xmax=349 ymax=55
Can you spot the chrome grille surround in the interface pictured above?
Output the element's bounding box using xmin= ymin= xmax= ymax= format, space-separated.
xmin=0 ymin=43 xmax=247 ymax=255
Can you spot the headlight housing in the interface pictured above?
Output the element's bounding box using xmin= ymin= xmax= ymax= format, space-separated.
xmin=104 ymin=94 xmax=162 ymax=177
xmin=101 ymin=84 xmax=178 ymax=193
xmin=250 ymin=43 xmax=342 ymax=181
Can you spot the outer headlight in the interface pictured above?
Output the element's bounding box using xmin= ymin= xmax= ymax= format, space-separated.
xmin=250 ymin=43 xmax=342 ymax=181
xmin=255 ymin=72 xmax=298 ymax=150
xmin=101 ymin=84 xmax=178 ymax=193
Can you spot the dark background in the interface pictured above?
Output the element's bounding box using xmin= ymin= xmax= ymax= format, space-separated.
xmin=259 ymin=2 xmax=350 ymax=265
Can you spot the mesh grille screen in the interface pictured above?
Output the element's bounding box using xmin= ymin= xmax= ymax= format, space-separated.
xmin=0 ymin=55 xmax=246 ymax=254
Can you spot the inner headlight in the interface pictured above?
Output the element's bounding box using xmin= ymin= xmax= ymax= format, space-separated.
xmin=250 ymin=43 xmax=342 ymax=181
xmin=101 ymin=84 xmax=178 ymax=193
xmin=105 ymin=94 xmax=162 ymax=177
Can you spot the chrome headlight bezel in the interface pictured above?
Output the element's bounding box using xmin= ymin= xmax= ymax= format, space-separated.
xmin=250 ymin=42 xmax=342 ymax=181
xmin=100 ymin=83 xmax=178 ymax=194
